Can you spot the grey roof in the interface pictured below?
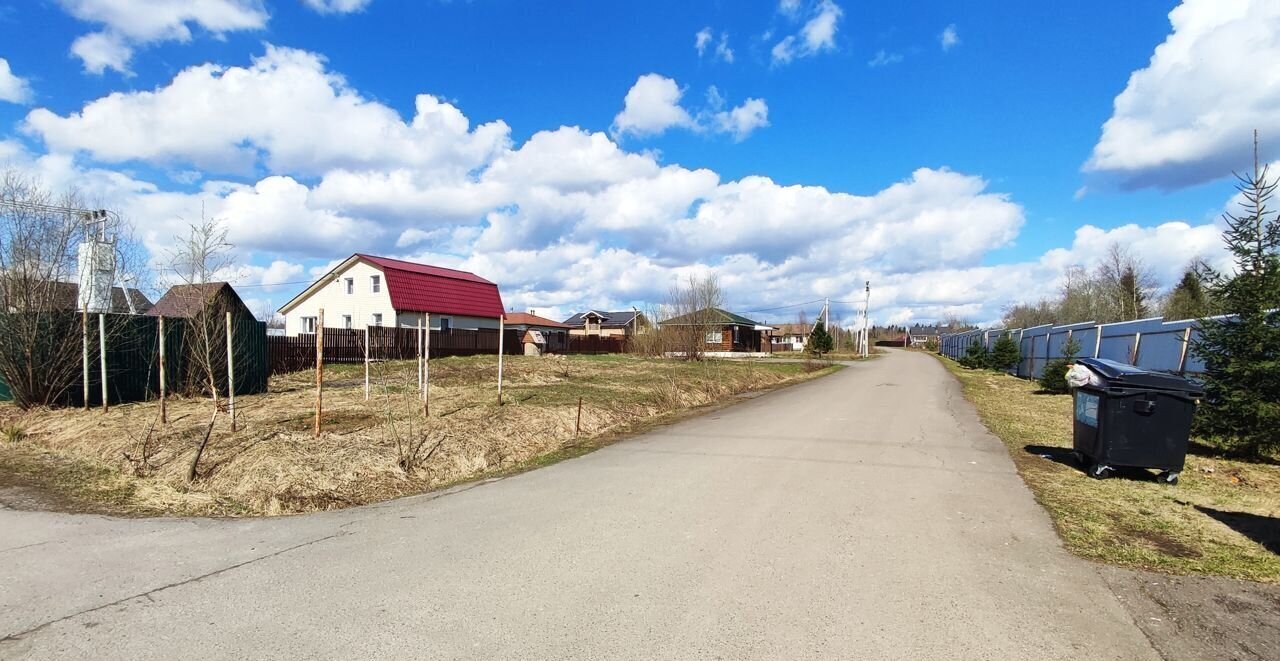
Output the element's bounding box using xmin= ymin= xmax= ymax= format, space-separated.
xmin=562 ymin=310 xmax=644 ymax=327
xmin=659 ymin=307 xmax=767 ymax=327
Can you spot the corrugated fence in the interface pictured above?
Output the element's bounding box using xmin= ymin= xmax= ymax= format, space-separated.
xmin=940 ymin=315 xmax=1213 ymax=378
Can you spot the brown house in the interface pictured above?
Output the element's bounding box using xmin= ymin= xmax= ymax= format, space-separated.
xmin=147 ymin=282 xmax=252 ymax=320
xmin=562 ymin=310 xmax=647 ymax=337
xmin=658 ymin=307 xmax=775 ymax=354
xmin=503 ymin=311 xmax=571 ymax=353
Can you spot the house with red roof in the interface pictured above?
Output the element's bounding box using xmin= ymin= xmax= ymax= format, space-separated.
xmin=277 ymin=254 xmax=504 ymax=336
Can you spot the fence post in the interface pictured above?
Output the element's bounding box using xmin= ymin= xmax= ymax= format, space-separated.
xmin=82 ymin=310 xmax=89 ymax=410
xmin=226 ymin=311 xmax=236 ymax=432
xmin=1177 ymin=326 xmax=1193 ymax=373
xmin=1094 ymin=325 xmax=1103 ymax=358
xmin=423 ymin=312 xmax=430 ymax=415
xmin=417 ymin=317 xmax=424 ymax=392
xmin=497 ymin=316 xmax=505 ymax=405
xmin=575 ymin=396 xmax=582 ymax=436
xmin=364 ymin=326 xmax=370 ymax=401
xmin=315 ymin=309 xmax=324 ymax=438
xmin=98 ymin=313 xmax=108 ymax=413
xmin=1131 ymin=332 xmax=1142 ymax=365
xmin=158 ymin=315 xmax=167 ymax=424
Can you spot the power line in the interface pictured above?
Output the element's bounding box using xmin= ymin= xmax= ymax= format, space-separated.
xmin=744 ymin=298 xmax=824 ymax=313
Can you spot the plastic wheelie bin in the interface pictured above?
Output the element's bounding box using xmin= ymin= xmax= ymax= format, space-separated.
xmin=1071 ymin=358 xmax=1204 ymax=485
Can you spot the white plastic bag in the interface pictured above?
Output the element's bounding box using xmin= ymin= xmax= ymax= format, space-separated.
xmin=1066 ymin=363 xmax=1102 ymax=389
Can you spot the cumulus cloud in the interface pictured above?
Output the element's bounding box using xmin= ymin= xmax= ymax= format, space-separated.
xmin=303 ymin=0 xmax=372 ymax=14
xmin=24 ymin=45 xmax=511 ymax=176
xmin=939 ymin=24 xmax=959 ymax=51
xmin=1084 ymin=0 xmax=1280 ymax=190
xmin=55 ymin=0 xmax=268 ymax=74
xmin=0 ymin=58 xmax=33 ymax=104
xmin=613 ymin=75 xmax=768 ymax=141
xmin=771 ymin=0 xmax=843 ymax=66
xmin=4 ymin=44 xmax=1233 ymax=327
xmin=695 ymin=29 xmax=734 ymax=64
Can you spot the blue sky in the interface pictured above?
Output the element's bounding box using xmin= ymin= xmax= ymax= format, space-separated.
xmin=0 ymin=0 xmax=1273 ymax=325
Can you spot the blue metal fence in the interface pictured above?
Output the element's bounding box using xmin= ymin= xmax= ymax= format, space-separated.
xmin=940 ymin=315 xmax=1212 ymax=377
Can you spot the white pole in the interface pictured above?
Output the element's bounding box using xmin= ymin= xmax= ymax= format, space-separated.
xmin=158 ymin=315 xmax=167 ymax=423
xmin=497 ymin=316 xmax=505 ymax=405
xmin=226 ymin=311 xmax=236 ymax=432
xmin=82 ymin=310 xmax=89 ymax=410
xmin=98 ymin=313 xmax=108 ymax=413
xmin=417 ymin=317 xmax=424 ymax=392
xmin=423 ymin=313 xmax=430 ymax=415
xmin=363 ymin=326 xmax=370 ymax=402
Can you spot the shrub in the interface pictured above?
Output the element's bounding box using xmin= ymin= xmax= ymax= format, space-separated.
xmin=1037 ymin=336 xmax=1081 ymax=394
xmin=958 ymin=340 xmax=989 ymax=369
xmin=923 ymin=338 xmax=939 ymax=352
xmin=988 ymin=332 xmax=1021 ymax=372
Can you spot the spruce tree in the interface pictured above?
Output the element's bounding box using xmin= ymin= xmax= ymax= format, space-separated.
xmin=1193 ymin=139 xmax=1280 ymax=457
xmin=808 ymin=321 xmax=835 ymax=357
xmin=1038 ymin=336 xmax=1082 ymax=394
xmin=988 ymin=332 xmax=1021 ymax=372
xmin=1164 ymin=267 xmax=1213 ymax=321
xmin=959 ymin=339 xmax=989 ymax=369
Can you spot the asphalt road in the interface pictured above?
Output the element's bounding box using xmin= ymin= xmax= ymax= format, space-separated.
xmin=1 ymin=350 xmax=1159 ymax=660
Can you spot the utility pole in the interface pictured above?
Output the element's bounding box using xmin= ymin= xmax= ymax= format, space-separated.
xmin=861 ymin=281 xmax=871 ymax=358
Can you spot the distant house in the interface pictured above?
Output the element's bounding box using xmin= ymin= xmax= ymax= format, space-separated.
xmin=907 ymin=324 xmax=955 ymax=347
xmin=147 ymin=282 xmax=251 ymax=320
xmin=45 ymin=281 xmax=153 ymax=315
xmin=562 ymin=310 xmax=647 ymax=337
xmin=659 ymin=307 xmax=775 ymax=355
xmin=504 ymin=311 xmax=571 ymax=353
xmin=771 ymin=323 xmax=809 ymax=351
xmin=277 ymin=254 xmax=503 ymax=337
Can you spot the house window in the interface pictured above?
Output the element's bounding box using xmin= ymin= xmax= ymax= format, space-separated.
xmin=705 ymin=330 xmax=721 ymax=344
xmin=370 ymin=274 xmax=381 ymax=293
xmin=438 ymin=317 xmax=451 ymax=333
xmin=301 ymin=316 xmax=317 ymax=334
xmin=342 ymin=315 xmax=352 ymax=329
xmin=344 ymin=277 xmax=354 ymax=295
xmin=371 ymin=313 xmax=383 ymax=327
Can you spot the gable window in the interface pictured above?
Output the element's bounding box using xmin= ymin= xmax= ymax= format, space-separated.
xmin=705 ymin=330 xmax=721 ymax=344
xmin=371 ymin=313 xmax=383 ymax=327
xmin=370 ymin=274 xmax=381 ymax=293
xmin=344 ymin=277 xmax=353 ymax=295
xmin=301 ymin=316 xmax=317 ymax=334
xmin=342 ymin=314 xmax=352 ymax=329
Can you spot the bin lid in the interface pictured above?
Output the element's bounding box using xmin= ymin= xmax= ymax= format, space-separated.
xmin=1076 ymin=358 xmax=1203 ymax=394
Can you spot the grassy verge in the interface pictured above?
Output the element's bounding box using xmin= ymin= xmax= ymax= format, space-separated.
xmin=938 ymin=355 xmax=1280 ymax=582
xmin=0 ymin=354 xmax=840 ymax=517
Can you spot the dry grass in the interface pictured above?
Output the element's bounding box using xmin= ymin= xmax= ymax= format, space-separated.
xmin=0 ymin=354 xmax=839 ymax=517
xmin=940 ymin=356 xmax=1280 ymax=582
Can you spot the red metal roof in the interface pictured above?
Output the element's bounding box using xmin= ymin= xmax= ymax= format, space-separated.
xmin=356 ymin=254 xmax=504 ymax=319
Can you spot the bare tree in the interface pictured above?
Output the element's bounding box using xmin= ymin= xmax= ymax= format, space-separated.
xmin=0 ymin=170 xmax=146 ymax=408
xmin=660 ymin=274 xmax=724 ymax=360
xmin=1095 ymin=244 xmax=1158 ymax=322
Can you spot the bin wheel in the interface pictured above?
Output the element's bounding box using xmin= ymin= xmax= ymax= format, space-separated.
xmin=1159 ymin=471 xmax=1180 ymax=486
xmin=1088 ymin=464 xmax=1114 ymax=480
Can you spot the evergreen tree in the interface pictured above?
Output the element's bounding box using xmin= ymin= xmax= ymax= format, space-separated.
xmin=1117 ymin=265 xmax=1152 ymax=320
xmin=959 ymin=339 xmax=990 ymax=369
xmin=1193 ymin=141 xmax=1280 ymax=457
xmin=808 ymin=321 xmax=835 ymax=356
xmin=1038 ymin=336 xmax=1082 ymax=394
xmin=988 ymin=332 xmax=1021 ymax=371
xmin=1163 ymin=267 xmax=1213 ymax=321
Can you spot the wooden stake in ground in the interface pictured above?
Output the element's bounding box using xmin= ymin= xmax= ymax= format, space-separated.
xmin=417 ymin=317 xmax=424 ymax=392
xmin=315 ymin=308 xmax=324 ymax=438
xmin=497 ymin=316 xmax=505 ymax=405
xmin=363 ymin=326 xmax=370 ymax=402
xmin=81 ymin=309 xmax=89 ymax=410
xmin=423 ymin=312 xmax=431 ymax=415
xmin=575 ymin=396 xmax=583 ymax=436
xmin=158 ymin=315 xmax=167 ymax=424
xmin=226 ymin=311 xmax=236 ymax=432
xmin=98 ymin=313 xmax=108 ymax=413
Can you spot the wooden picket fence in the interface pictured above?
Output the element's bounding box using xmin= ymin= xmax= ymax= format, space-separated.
xmin=565 ymin=335 xmax=630 ymax=355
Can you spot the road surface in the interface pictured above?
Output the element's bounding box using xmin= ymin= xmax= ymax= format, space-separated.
xmin=1 ymin=350 xmax=1159 ymax=660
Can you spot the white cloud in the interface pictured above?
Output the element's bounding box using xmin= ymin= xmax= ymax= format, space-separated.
xmin=695 ymin=27 xmax=712 ymax=56
xmin=25 ymin=45 xmax=511 ymax=176
xmin=1084 ymin=0 xmax=1280 ymax=190
xmin=3 ymin=44 xmax=1234 ymax=328
xmin=610 ymin=74 xmax=695 ymax=138
xmin=867 ymin=50 xmax=903 ymax=68
xmin=56 ymin=0 xmax=269 ymax=74
xmin=303 ymin=0 xmax=372 ymax=14
xmin=0 ymin=58 xmax=33 ymax=104
xmin=716 ymin=33 xmax=734 ymax=63
xmin=711 ymin=98 xmax=769 ymax=141
xmin=940 ymin=24 xmax=960 ymax=51
xmin=771 ymin=0 xmax=843 ymax=65
xmin=778 ymin=0 xmax=802 ymax=19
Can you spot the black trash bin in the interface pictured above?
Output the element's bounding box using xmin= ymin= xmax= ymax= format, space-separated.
xmin=1071 ymin=358 xmax=1204 ymax=485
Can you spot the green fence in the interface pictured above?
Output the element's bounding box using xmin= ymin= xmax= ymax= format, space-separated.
xmin=0 ymin=311 xmax=267 ymax=407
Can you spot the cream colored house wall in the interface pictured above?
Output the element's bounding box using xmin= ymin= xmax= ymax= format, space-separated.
xmin=283 ymin=261 xmax=394 ymax=336
xmin=394 ymin=312 xmax=500 ymax=331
